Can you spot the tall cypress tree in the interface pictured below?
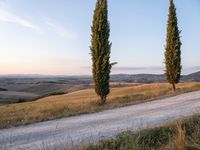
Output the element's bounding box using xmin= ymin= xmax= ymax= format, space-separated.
xmin=90 ymin=0 xmax=115 ymax=104
xmin=165 ymin=0 xmax=182 ymax=92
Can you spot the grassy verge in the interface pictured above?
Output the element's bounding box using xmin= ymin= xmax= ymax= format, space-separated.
xmin=0 ymin=82 xmax=200 ymax=129
xmin=86 ymin=115 xmax=200 ymax=150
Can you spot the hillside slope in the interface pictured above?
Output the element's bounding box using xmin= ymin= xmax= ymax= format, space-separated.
xmin=1 ymin=90 xmax=200 ymax=149
xmin=1 ymin=82 xmax=200 ymax=129
xmin=1 ymin=71 xmax=200 ymax=105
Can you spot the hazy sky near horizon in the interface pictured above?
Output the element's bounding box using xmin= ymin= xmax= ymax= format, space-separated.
xmin=0 ymin=0 xmax=199 ymax=75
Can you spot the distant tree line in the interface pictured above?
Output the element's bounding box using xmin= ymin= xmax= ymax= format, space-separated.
xmin=91 ymin=0 xmax=181 ymax=104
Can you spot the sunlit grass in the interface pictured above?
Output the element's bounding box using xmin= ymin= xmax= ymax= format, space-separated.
xmin=1 ymin=82 xmax=200 ymax=129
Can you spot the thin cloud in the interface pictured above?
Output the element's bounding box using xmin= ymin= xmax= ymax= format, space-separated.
xmin=82 ymin=66 xmax=200 ymax=75
xmin=46 ymin=21 xmax=77 ymax=39
xmin=0 ymin=8 xmax=39 ymax=31
xmin=81 ymin=66 xmax=164 ymax=74
xmin=0 ymin=0 xmax=6 ymax=5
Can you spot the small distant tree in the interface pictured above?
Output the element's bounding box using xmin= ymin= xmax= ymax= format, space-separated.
xmin=90 ymin=0 xmax=116 ymax=104
xmin=164 ymin=0 xmax=182 ymax=92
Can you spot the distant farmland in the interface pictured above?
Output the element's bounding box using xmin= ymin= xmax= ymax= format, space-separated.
xmin=0 ymin=71 xmax=200 ymax=105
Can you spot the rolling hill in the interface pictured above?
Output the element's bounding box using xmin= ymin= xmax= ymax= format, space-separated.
xmin=0 ymin=71 xmax=200 ymax=105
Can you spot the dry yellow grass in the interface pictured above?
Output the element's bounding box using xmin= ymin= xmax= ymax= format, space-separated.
xmin=1 ymin=82 xmax=200 ymax=129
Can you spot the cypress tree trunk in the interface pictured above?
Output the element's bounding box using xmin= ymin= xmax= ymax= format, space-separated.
xmin=90 ymin=0 xmax=115 ymax=105
xmin=172 ymin=82 xmax=176 ymax=92
xmin=164 ymin=0 xmax=182 ymax=92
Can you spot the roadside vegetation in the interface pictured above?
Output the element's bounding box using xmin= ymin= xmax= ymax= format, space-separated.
xmin=85 ymin=115 xmax=200 ymax=150
xmin=1 ymin=82 xmax=200 ymax=129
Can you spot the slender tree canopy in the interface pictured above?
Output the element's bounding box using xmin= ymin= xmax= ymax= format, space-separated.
xmin=165 ymin=0 xmax=182 ymax=92
xmin=91 ymin=0 xmax=115 ymax=104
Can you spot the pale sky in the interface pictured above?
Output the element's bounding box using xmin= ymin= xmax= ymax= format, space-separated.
xmin=0 ymin=0 xmax=199 ymax=75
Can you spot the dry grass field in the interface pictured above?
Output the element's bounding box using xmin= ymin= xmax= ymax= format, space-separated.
xmin=1 ymin=82 xmax=200 ymax=129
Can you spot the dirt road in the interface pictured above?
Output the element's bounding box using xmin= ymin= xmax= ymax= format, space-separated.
xmin=1 ymin=91 xmax=200 ymax=150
